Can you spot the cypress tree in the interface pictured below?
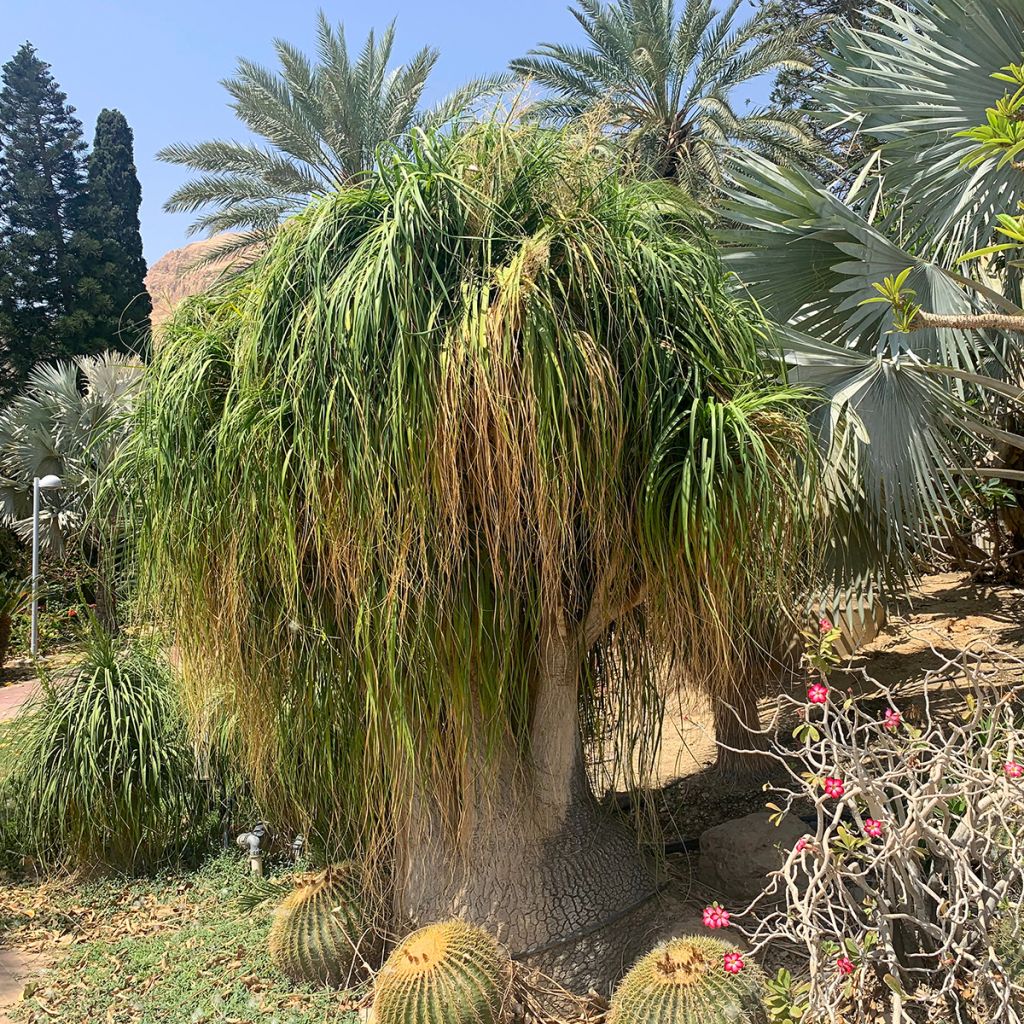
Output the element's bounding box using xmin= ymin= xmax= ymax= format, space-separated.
xmin=0 ymin=43 xmax=92 ymax=398
xmin=82 ymin=109 xmax=151 ymax=351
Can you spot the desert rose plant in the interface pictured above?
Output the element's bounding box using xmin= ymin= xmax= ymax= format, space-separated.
xmin=721 ymin=624 xmax=1024 ymax=1024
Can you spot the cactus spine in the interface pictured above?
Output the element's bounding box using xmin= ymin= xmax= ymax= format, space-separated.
xmin=268 ymin=863 xmax=380 ymax=987
xmin=371 ymin=920 xmax=510 ymax=1024
xmin=608 ymin=936 xmax=767 ymax=1024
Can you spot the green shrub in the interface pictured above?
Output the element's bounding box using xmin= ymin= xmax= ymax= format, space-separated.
xmin=7 ymin=625 xmax=204 ymax=870
xmin=0 ymin=575 xmax=29 ymax=669
xmin=372 ymin=920 xmax=510 ymax=1024
xmin=608 ymin=937 xmax=767 ymax=1024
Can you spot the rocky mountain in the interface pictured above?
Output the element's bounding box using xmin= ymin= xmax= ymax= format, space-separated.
xmin=144 ymin=235 xmax=244 ymax=328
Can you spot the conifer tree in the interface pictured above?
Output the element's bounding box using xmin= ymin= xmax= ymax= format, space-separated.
xmin=0 ymin=43 xmax=95 ymax=399
xmin=82 ymin=109 xmax=151 ymax=350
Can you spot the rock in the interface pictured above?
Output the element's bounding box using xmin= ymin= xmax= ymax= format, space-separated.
xmin=144 ymin=233 xmax=245 ymax=331
xmin=697 ymin=811 xmax=808 ymax=901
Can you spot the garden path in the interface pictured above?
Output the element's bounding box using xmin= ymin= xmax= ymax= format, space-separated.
xmin=0 ymin=681 xmax=38 ymax=724
xmin=0 ymin=949 xmax=45 ymax=1024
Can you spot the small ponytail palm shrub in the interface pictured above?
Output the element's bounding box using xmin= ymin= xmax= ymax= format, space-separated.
xmin=8 ymin=624 xmax=202 ymax=870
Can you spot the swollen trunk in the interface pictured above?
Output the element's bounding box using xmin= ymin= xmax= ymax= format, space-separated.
xmin=392 ymin=632 xmax=658 ymax=992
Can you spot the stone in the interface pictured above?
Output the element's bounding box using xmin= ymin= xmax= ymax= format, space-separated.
xmin=697 ymin=811 xmax=809 ymax=901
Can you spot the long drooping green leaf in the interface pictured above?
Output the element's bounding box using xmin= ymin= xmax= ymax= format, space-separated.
xmin=112 ymin=123 xmax=817 ymax=854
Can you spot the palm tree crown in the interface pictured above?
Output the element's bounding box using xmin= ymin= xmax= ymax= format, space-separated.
xmin=511 ymin=0 xmax=821 ymax=191
xmin=159 ymin=10 xmax=509 ymax=260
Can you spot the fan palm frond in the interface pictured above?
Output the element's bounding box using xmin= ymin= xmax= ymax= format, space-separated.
xmin=821 ymin=0 xmax=1024 ymax=256
xmin=722 ymin=153 xmax=1022 ymax=586
xmin=0 ymin=353 xmax=142 ymax=556
xmin=723 ymin=154 xmax=1004 ymax=366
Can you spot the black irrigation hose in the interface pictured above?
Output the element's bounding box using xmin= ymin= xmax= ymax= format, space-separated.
xmin=661 ymin=812 xmax=819 ymax=857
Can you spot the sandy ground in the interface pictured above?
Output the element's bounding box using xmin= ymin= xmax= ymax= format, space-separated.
xmin=652 ymin=571 xmax=1024 ymax=787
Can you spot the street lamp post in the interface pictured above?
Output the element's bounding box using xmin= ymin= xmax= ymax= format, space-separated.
xmin=31 ymin=474 xmax=63 ymax=657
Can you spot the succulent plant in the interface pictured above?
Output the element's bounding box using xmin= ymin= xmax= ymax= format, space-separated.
xmin=268 ymin=863 xmax=381 ymax=987
xmin=608 ymin=936 xmax=767 ymax=1024
xmin=371 ymin=920 xmax=511 ymax=1024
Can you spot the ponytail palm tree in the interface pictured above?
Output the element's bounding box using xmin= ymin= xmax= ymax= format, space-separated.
xmin=159 ymin=11 xmax=510 ymax=261
xmin=114 ymin=122 xmax=814 ymax=989
xmin=510 ymin=0 xmax=822 ymax=192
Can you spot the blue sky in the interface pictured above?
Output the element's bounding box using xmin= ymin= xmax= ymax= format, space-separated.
xmin=4 ymin=0 xmax=771 ymax=264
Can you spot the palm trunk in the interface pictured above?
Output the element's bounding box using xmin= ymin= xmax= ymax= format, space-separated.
xmin=392 ymin=622 xmax=658 ymax=993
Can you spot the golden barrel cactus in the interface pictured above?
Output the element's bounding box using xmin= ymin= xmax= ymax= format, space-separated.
xmin=268 ymin=863 xmax=381 ymax=987
xmin=371 ymin=920 xmax=511 ymax=1024
xmin=608 ymin=936 xmax=767 ymax=1024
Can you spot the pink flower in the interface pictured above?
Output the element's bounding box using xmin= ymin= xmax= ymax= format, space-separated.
xmin=807 ymin=683 xmax=829 ymax=705
xmin=1004 ymin=761 xmax=1023 ymax=779
xmin=823 ymin=776 xmax=845 ymax=799
xmin=836 ymin=956 xmax=855 ymax=976
xmin=795 ymin=836 xmax=808 ymax=853
xmin=863 ymin=818 xmax=884 ymax=839
xmin=883 ymin=709 xmax=901 ymax=730
xmin=818 ymin=616 xmax=833 ymax=634
xmin=702 ymin=903 xmax=730 ymax=929
xmin=723 ymin=951 xmax=745 ymax=975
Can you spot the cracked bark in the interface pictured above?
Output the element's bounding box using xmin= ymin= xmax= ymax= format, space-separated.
xmin=391 ymin=608 xmax=658 ymax=993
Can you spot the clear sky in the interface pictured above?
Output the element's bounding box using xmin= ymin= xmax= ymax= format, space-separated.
xmin=3 ymin=0 xmax=770 ymax=265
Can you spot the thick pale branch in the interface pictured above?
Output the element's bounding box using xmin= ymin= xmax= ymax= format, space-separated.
xmin=910 ymin=309 xmax=1024 ymax=333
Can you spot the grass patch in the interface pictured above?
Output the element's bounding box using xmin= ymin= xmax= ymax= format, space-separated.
xmin=2 ymin=853 xmax=360 ymax=1023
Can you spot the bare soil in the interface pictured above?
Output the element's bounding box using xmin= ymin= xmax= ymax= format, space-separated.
xmin=651 ymin=571 xmax=1024 ymax=844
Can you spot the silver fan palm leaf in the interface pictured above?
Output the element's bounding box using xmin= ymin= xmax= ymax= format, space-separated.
xmin=723 ymin=155 xmax=1015 ymax=571
xmin=720 ymin=0 xmax=1024 ymax=582
xmin=723 ymin=154 xmax=1008 ymax=367
xmin=821 ymin=0 xmax=1024 ymax=255
xmin=0 ymin=353 xmax=143 ymax=556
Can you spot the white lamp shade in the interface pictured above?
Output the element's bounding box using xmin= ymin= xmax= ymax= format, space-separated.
xmin=37 ymin=474 xmax=63 ymax=489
